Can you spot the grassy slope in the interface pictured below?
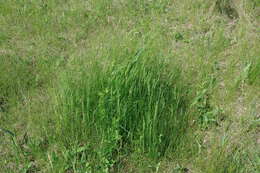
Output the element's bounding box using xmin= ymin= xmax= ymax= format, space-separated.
xmin=0 ymin=0 xmax=259 ymax=172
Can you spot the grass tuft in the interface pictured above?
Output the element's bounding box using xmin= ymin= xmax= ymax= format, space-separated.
xmin=55 ymin=50 xmax=189 ymax=171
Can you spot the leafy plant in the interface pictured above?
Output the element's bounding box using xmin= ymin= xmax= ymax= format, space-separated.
xmin=192 ymin=73 xmax=221 ymax=129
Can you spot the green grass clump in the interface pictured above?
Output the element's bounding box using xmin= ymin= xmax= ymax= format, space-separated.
xmin=248 ymin=58 xmax=260 ymax=85
xmin=55 ymin=50 xmax=189 ymax=171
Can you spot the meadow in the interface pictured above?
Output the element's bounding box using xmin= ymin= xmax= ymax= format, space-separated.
xmin=0 ymin=0 xmax=259 ymax=172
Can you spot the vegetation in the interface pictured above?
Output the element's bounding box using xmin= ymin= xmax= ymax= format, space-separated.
xmin=0 ymin=0 xmax=259 ymax=172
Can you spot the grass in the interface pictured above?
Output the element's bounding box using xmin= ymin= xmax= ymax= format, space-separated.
xmin=0 ymin=0 xmax=259 ymax=172
xmin=55 ymin=52 xmax=189 ymax=171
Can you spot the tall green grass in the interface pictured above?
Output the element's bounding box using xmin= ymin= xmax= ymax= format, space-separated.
xmin=55 ymin=49 xmax=189 ymax=171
